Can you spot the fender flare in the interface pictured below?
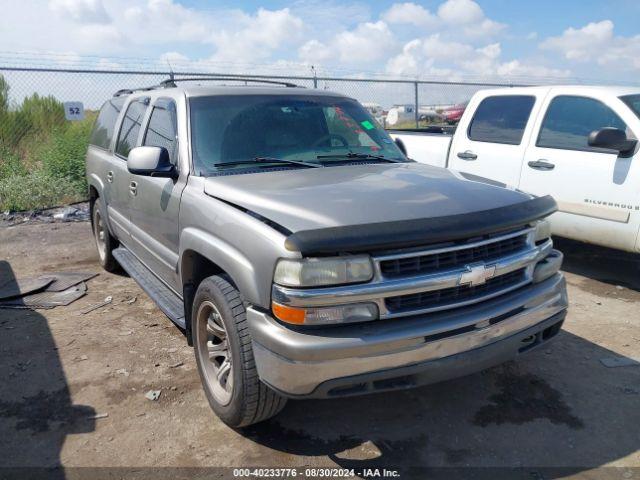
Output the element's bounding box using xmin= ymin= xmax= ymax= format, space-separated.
xmin=179 ymin=227 xmax=259 ymax=304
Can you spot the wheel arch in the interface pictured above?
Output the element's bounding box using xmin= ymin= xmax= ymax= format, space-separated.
xmin=179 ymin=228 xmax=258 ymax=345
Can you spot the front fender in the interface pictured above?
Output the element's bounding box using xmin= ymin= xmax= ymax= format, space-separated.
xmin=179 ymin=227 xmax=260 ymax=304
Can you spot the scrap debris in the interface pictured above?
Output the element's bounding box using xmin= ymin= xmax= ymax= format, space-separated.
xmin=145 ymin=390 xmax=161 ymax=401
xmin=0 ymin=270 xmax=97 ymax=309
xmin=79 ymin=296 xmax=113 ymax=315
xmin=1 ymin=201 xmax=90 ymax=227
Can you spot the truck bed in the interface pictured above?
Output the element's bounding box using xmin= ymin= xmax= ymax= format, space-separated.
xmin=387 ymin=128 xmax=454 ymax=168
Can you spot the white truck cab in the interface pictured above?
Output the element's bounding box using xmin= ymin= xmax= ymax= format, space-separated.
xmin=392 ymin=86 xmax=640 ymax=254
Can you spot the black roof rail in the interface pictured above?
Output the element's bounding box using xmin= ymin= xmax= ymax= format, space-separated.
xmin=159 ymin=77 xmax=302 ymax=88
xmin=112 ymin=85 xmax=159 ymax=97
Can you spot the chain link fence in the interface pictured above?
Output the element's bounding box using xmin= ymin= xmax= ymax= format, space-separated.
xmin=0 ymin=65 xmax=526 ymax=210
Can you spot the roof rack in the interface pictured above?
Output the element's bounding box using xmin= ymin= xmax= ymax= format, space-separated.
xmin=159 ymin=77 xmax=302 ymax=88
xmin=112 ymin=86 xmax=158 ymax=97
xmin=112 ymin=76 xmax=302 ymax=97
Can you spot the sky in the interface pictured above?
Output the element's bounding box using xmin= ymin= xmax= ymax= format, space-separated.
xmin=1 ymin=0 xmax=640 ymax=83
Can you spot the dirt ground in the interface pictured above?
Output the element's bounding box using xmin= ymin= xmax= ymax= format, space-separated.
xmin=0 ymin=221 xmax=639 ymax=479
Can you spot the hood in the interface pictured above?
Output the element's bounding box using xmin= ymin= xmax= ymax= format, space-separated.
xmin=203 ymin=162 xmax=533 ymax=233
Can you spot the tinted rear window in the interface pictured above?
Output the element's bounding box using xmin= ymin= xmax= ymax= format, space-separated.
xmin=468 ymin=95 xmax=535 ymax=145
xmin=89 ymin=97 xmax=125 ymax=149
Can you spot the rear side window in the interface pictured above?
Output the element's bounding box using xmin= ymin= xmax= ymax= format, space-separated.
xmin=537 ymin=95 xmax=628 ymax=151
xmin=89 ymin=97 xmax=125 ymax=149
xmin=468 ymin=95 xmax=535 ymax=145
xmin=143 ymin=102 xmax=177 ymax=165
xmin=115 ymin=100 xmax=148 ymax=158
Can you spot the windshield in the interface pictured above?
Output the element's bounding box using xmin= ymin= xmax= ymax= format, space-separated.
xmin=621 ymin=94 xmax=640 ymax=120
xmin=189 ymin=94 xmax=406 ymax=175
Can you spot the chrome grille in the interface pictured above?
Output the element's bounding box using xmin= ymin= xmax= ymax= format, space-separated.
xmin=380 ymin=232 xmax=528 ymax=278
xmin=385 ymin=268 xmax=528 ymax=313
xmin=272 ymin=225 xmax=552 ymax=321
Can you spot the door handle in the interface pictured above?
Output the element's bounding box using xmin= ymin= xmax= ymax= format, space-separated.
xmin=527 ymin=159 xmax=555 ymax=171
xmin=129 ymin=181 xmax=137 ymax=196
xmin=106 ymin=171 xmax=113 ymax=183
xmin=457 ymin=150 xmax=477 ymax=160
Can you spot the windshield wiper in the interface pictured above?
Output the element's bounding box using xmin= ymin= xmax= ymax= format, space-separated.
xmin=316 ymin=152 xmax=403 ymax=163
xmin=214 ymin=157 xmax=322 ymax=169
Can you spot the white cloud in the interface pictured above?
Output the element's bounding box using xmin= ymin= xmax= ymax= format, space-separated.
xmin=496 ymin=60 xmax=571 ymax=79
xmin=300 ymin=21 xmax=396 ymax=66
xmin=298 ymin=40 xmax=332 ymax=64
xmin=437 ymin=0 xmax=484 ymax=24
xmin=540 ymin=20 xmax=640 ymax=71
xmin=96 ymin=57 xmax=122 ymax=69
xmin=78 ymin=23 xmax=123 ymax=47
xmin=541 ymin=20 xmax=614 ymax=61
xmin=385 ymin=39 xmax=422 ymax=76
xmin=382 ymin=3 xmax=437 ymax=27
xmin=422 ymin=34 xmax=473 ymax=60
xmin=437 ymin=0 xmax=505 ymax=37
xmin=209 ymin=8 xmax=304 ymax=63
xmin=121 ymin=0 xmax=209 ymax=44
xmin=333 ymin=21 xmax=395 ymax=64
xmin=48 ymin=0 xmax=111 ymax=24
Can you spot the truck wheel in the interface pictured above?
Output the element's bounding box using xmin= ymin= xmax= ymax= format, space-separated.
xmin=193 ymin=275 xmax=287 ymax=428
xmin=91 ymin=199 xmax=119 ymax=272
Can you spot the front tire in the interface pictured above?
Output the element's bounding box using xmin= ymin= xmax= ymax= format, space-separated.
xmin=91 ymin=199 xmax=119 ymax=272
xmin=193 ymin=275 xmax=287 ymax=428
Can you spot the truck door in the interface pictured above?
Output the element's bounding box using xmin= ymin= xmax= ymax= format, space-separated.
xmin=519 ymin=92 xmax=640 ymax=252
xmin=108 ymin=97 xmax=150 ymax=242
xmin=128 ymin=98 xmax=186 ymax=292
xmin=448 ymin=94 xmax=537 ymax=187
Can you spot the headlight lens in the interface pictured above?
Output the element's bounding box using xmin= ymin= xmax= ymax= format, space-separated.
xmin=274 ymin=256 xmax=374 ymax=287
xmin=534 ymin=219 xmax=552 ymax=244
xmin=272 ymin=302 xmax=379 ymax=325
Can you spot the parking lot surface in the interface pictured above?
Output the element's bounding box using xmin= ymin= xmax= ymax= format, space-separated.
xmin=0 ymin=221 xmax=639 ymax=477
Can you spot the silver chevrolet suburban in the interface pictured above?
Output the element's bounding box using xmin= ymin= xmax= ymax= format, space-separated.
xmin=86 ymin=77 xmax=568 ymax=428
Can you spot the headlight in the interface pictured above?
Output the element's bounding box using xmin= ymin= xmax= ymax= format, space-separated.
xmin=272 ymin=302 xmax=379 ymax=325
xmin=534 ymin=219 xmax=552 ymax=244
xmin=274 ymin=256 xmax=374 ymax=287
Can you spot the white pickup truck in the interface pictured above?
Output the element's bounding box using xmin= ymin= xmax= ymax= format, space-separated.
xmin=390 ymin=86 xmax=640 ymax=254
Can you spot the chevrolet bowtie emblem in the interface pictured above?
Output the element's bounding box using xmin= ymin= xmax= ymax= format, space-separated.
xmin=459 ymin=263 xmax=496 ymax=287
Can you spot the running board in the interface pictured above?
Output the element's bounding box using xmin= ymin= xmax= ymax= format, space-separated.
xmin=113 ymin=247 xmax=186 ymax=329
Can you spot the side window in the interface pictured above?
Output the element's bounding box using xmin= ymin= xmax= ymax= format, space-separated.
xmin=115 ymin=100 xmax=148 ymax=158
xmin=89 ymin=97 xmax=125 ymax=149
xmin=537 ymin=95 xmax=628 ymax=152
xmin=468 ymin=95 xmax=536 ymax=145
xmin=143 ymin=103 xmax=177 ymax=165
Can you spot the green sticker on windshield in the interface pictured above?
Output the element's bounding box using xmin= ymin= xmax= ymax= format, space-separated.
xmin=361 ymin=120 xmax=375 ymax=130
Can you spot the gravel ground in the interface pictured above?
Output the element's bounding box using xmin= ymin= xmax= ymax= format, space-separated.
xmin=0 ymin=222 xmax=638 ymax=479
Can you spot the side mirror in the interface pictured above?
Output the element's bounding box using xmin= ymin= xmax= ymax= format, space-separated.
xmin=127 ymin=146 xmax=177 ymax=178
xmin=394 ymin=137 xmax=407 ymax=156
xmin=588 ymin=128 xmax=637 ymax=157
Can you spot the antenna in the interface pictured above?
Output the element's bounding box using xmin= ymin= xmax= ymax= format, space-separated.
xmin=165 ymin=59 xmax=176 ymax=88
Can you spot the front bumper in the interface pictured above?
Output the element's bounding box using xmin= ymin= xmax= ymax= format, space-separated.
xmin=247 ymin=273 xmax=568 ymax=398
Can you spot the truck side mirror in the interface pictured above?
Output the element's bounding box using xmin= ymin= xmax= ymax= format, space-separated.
xmin=394 ymin=137 xmax=407 ymax=156
xmin=588 ymin=127 xmax=637 ymax=157
xmin=127 ymin=146 xmax=177 ymax=179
